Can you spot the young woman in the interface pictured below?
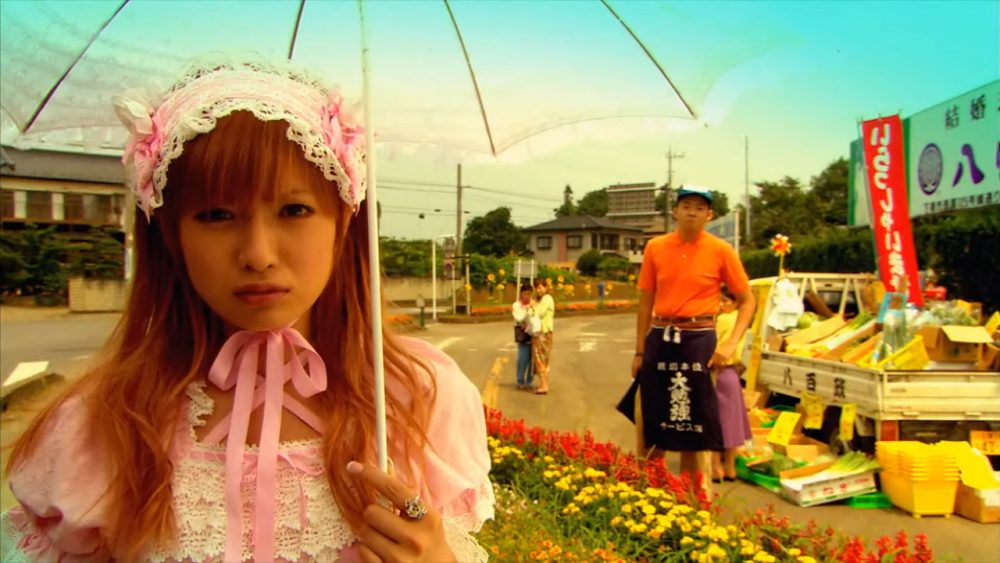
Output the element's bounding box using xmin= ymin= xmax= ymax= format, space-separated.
xmin=711 ymin=286 xmax=753 ymax=482
xmin=531 ymin=279 xmax=555 ymax=395
xmin=1 ymin=58 xmax=493 ymax=563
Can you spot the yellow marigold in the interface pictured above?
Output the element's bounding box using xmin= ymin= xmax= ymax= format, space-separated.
xmin=610 ymin=516 xmax=623 ymax=526
xmin=696 ymin=510 xmax=711 ymax=520
xmin=707 ymin=544 xmax=726 ymax=558
xmin=498 ymin=268 xmax=506 ymax=277
xmin=640 ymin=504 xmax=655 ymax=515
xmin=621 ymin=503 xmax=633 ymax=513
xmin=688 ymin=551 xmax=700 ymax=562
xmin=797 ymin=557 xmax=818 ymax=563
xmin=543 ymin=455 xmax=554 ymax=463
xmin=557 ymin=275 xmax=565 ymax=283
xmin=487 ymin=273 xmax=496 ymax=282
xmin=788 ymin=548 xmax=801 ymax=557
xmin=753 ymin=552 xmax=776 ymax=563
xmin=681 ymin=537 xmax=695 ymax=546
xmin=648 ymin=528 xmax=663 ymax=540
xmin=628 ymin=273 xmax=636 ymax=281
xmin=630 ymin=523 xmax=648 ymax=534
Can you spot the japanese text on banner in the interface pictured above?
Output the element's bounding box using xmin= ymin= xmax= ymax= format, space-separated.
xmin=861 ymin=116 xmax=923 ymax=306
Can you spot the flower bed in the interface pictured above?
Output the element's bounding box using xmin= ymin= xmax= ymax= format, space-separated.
xmin=480 ymin=408 xmax=934 ymax=562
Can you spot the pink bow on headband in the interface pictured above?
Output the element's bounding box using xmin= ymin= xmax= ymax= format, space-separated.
xmin=321 ymin=94 xmax=366 ymax=206
xmin=113 ymin=89 xmax=164 ymax=218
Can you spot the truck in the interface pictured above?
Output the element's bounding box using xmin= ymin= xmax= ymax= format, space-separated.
xmin=742 ymin=273 xmax=999 ymax=460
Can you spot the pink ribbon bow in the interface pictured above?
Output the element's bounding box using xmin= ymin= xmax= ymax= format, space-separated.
xmin=321 ymin=94 xmax=366 ymax=206
xmin=206 ymin=328 xmax=328 ymax=562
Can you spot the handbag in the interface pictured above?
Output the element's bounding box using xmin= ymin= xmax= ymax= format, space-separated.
xmin=514 ymin=324 xmax=532 ymax=344
xmin=615 ymin=377 xmax=639 ymax=424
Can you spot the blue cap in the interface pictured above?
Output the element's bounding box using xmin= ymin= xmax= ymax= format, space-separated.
xmin=675 ymin=185 xmax=713 ymax=206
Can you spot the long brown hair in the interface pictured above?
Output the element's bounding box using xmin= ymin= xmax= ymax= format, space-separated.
xmin=7 ymin=112 xmax=435 ymax=559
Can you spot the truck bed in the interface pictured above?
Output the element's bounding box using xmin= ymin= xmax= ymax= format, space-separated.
xmin=758 ymin=352 xmax=1000 ymax=422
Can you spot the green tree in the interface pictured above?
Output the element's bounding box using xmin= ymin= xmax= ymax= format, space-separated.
xmin=0 ymin=225 xmax=65 ymax=296
xmin=577 ymin=188 xmax=609 ymax=217
xmin=462 ymin=207 xmax=528 ymax=257
xmin=749 ymin=176 xmax=811 ymax=247
xmin=806 ymin=157 xmax=849 ymax=227
xmin=575 ymin=249 xmax=603 ymax=276
xmin=597 ymin=255 xmax=632 ymax=280
xmin=380 ymin=238 xmax=433 ymax=277
xmin=553 ymin=184 xmax=577 ymax=217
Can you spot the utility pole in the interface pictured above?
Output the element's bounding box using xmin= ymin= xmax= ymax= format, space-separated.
xmin=664 ymin=147 xmax=684 ymax=233
xmin=745 ymin=135 xmax=751 ymax=243
xmin=456 ymin=164 xmax=463 ymax=257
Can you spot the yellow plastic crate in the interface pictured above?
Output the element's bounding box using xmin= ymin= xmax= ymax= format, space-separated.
xmin=864 ymin=335 xmax=930 ymax=370
xmin=880 ymin=472 xmax=958 ymax=518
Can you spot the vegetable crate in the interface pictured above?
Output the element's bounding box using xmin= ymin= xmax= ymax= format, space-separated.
xmin=779 ymin=461 xmax=877 ymax=507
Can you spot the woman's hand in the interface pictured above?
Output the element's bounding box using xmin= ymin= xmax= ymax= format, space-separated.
xmin=709 ymin=341 xmax=737 ymax=369
xmin=347 ymin=461 xmax=456 ymax=563
xmin=631 ymin=354 xmax=642 ymax=378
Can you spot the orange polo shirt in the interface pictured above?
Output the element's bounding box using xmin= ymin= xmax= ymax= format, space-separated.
xmin=637 ymin=231 xmax=749 ymax=318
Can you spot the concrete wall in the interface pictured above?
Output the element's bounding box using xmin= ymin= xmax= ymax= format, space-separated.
xmin=382 ymin=277 xmax=457 ymax=304
xmin=68 ymin=277 xmax=128 ymax=312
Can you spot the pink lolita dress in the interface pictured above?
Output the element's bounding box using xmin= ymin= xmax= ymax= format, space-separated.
xmin=0 ymin=331 xmax=495 ymax=562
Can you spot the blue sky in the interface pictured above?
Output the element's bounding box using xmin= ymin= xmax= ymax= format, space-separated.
xmin=1 ymin=0 xmax=996 ymax=240
xmin=376 ymin=0 xmax=999 ymax=239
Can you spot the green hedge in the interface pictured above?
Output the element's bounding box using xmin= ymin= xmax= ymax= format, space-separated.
xmin=739 ymin=207 xmax=999 ymax=313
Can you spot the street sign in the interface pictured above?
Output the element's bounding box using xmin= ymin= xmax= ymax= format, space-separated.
xmin=443 ymin=236 xmax=456 ymax=258
xmin=443 ymin=258 xmax=454 ymax=278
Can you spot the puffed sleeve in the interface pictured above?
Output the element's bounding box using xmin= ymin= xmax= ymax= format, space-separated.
xmin=2 ymin=395 xmax=110 ymax=562
xmin=392 ymin=337 xmax=495 ymax=562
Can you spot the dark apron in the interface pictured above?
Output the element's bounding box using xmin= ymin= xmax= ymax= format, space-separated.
xmin=628 ymin=326 xmax=723 ymax=452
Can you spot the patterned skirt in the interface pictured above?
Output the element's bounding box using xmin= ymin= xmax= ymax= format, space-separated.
xmin=533 ymin=332 xmax=553 ymax=373
xmin=636 ymin=327 xmax=723 ymax=452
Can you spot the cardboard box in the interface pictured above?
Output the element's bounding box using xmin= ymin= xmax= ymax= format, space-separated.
xmin=772 ymin=434 xmax=831 ymax=462
xmin=779 ymin=461 xmax=877 ymax=507
xmin=919 ymin=325 xmax=993 ymax=363
xmin=784 ymin=316 xmax=847 ymax=347
xmin=767 ymin=333 xmax=785 ymax=352
xmin=954 ymin=482 xmax=1000 ymax=524
xmin=977 ymin=343 xmax=999 ymax=371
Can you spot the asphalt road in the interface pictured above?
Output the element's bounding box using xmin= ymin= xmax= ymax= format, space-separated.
xmin=1 ymin=308 xmax=997 ymax=561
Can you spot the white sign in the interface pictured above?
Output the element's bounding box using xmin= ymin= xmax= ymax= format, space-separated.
xmin=907 ymin=80 xmax=999 ymax=217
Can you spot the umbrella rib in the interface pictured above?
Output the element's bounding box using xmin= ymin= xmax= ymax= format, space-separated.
xmin=600 ymin=0 xmax=698 ymax=121
xmin=288 ymin=0 xmax=307 ymax=60
xmin=24 ymin=0 xmax=131 ymax=134
xmin=443 ymin=0 xmax=497 ymax=156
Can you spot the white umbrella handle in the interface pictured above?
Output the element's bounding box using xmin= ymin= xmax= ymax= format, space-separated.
xmin=357 ymin=0 xmax=388 ymax=474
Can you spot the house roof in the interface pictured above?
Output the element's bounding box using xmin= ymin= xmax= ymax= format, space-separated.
xmin=524 ymin=215 xmax=644 ymax=233
xmin=0 ymin=145 xmax=124 ymax=184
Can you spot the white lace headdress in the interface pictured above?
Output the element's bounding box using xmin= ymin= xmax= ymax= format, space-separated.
xmin=112 ymin=56 xmax=367 ymax=219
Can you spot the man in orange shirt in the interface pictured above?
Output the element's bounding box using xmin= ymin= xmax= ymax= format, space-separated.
xmin=629 ymin=186 xmax=755 ymax=487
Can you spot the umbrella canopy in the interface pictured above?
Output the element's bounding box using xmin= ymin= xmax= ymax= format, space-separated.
xmin=0 ymin=0 xmax=765 ymax=471
xmin=0 ymin=0 xmax=719 ymax=160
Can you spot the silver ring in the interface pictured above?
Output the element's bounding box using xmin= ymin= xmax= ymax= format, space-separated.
xmin=403 ymin=494 xmax=428 ymax=520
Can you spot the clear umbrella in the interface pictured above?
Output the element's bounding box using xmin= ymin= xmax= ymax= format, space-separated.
xmin=0 ymin=0 xmax=763 ymax=468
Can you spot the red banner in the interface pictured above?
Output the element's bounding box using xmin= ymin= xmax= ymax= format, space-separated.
xmin=861 ymin=116 xmax=922 ymax=306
